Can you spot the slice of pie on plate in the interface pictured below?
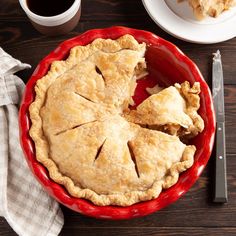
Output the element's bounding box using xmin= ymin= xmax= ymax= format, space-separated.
xmin=185 ymin=0 xmax=236 ymax=19
xmin=29 ymin=35 xmax=204 ymax=206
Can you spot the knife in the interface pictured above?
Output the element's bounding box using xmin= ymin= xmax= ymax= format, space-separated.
xmin=212 ymin=50 xmax=228 ymax=203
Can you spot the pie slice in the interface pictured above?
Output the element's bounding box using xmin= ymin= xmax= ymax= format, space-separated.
xmin=125 ymin=81 xmax=204 ymax=137
xmin=184 ymin=0 xmax=236 ymax=19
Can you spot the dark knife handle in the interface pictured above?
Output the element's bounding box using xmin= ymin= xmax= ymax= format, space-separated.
xmin=214 ymin=121 xmax=228 ymax=203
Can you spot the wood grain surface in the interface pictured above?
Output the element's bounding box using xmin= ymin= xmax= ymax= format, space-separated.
xmin=0 ymin=0 xmax=236 ymax=235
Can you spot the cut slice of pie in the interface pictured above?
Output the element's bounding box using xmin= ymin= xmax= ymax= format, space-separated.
xmin=125 ymin=81 xmax=204 ymax=137
xmin=29 ymin=35 xmax=203 ymax=206
xmin=185 ymin=0 xmax=236 ymax=19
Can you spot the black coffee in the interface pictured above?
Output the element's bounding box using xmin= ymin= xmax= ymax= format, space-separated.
xmin=27 ymin=0 xmax=75 ymax=17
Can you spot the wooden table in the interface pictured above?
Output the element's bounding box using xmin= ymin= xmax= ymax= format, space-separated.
xmin=1 ymin=0 xmax=236 ymax=235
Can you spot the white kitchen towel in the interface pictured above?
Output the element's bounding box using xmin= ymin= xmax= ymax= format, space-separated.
xmin=0 ymin=47 xmax=64 ymax=236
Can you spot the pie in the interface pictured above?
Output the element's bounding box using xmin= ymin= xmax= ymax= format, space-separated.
xmin=29 ymin=35 xmax=204 ymax=206
xmin=179 ymin=0 xmax=236 ymax=19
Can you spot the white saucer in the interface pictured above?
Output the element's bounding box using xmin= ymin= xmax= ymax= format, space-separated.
xmin=142 ymin=0 xmax=236 ymax=44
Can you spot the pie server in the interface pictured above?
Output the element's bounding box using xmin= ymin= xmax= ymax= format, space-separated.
xmin=212 ymin=50 xmax=228 ymax=203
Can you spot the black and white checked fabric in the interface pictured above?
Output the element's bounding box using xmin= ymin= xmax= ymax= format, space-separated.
xmin=0 ymin=48 xmax=64 ymax=236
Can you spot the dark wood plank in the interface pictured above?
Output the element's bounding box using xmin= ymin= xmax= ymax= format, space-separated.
xmin=59 ymin=227 xmax=236 ymax=236
xmin=225 ymin=86 xmax=236 ymax=154
xmin=0 ymin=218 xmax=15 ymax=236
xmin=2 ymin=222 xmax=236 ymax=236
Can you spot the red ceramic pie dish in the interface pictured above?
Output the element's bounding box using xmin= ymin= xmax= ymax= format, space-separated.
xmin=19 ymin=26 xmax=216 ymax=220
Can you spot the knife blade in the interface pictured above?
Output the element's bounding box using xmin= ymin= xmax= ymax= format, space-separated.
xmin=212 ymin=50 xmax=227 ymax=203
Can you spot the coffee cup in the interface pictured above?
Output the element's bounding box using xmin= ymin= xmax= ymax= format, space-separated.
xmin=19 ymin=0 xmax=81 ymax=36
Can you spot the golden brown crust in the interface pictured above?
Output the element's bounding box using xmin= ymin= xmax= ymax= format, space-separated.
xmin=29 ymin=35 xmax=200 ymax=206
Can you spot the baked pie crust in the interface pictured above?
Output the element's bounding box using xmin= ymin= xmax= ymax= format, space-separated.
xmin=29 ymin=35 xmax=204 ymax=206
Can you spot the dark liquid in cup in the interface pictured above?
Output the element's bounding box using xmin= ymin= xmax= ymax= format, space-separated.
xmin=27 ymin=0 xmax=75 ymax=16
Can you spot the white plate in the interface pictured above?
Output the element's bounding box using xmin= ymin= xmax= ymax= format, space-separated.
xmin=142 ymin=0 xmax=236 ymax=44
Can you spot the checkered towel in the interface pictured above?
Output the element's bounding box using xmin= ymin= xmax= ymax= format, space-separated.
xmin=0 ymin=48 xmax=64 ymax=236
